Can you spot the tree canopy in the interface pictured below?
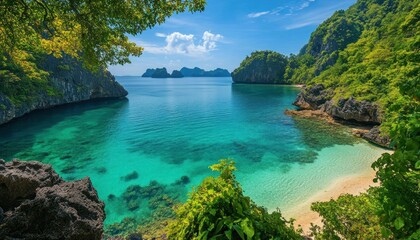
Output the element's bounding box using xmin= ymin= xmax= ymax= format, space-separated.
xmin=0 ymin=0 xmax=206 ymax=68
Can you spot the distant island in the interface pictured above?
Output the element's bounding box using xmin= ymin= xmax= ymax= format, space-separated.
xmin=141 ymin=67 xmax=231 ymax=78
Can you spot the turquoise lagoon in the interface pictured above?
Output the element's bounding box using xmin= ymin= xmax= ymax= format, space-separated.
xmin=0 ymin=77 xmax=388 ymax=225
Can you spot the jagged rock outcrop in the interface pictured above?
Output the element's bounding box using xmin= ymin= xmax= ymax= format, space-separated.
xmin=0 ymin=55 xmax=128 ymax=125
xmin=293 ymin=84 xmax=381 ymax=124
xmin=361 ymin=126 xmax=391 ymax=148
xmin=292 ymin=84 xmax=389 ymax=147
xmin=0 ymin=159 xmax=105 ymax=240
xmin=322 ymin=97 xmax=381 ymax=124
xmin=293 ymin=84 xmax=333 ymax=110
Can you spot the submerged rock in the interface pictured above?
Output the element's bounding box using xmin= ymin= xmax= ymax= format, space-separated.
xmin=121 ymin=171 xmax=139 ymax=182
xmin=0 ymin=159 xmax=105 ymax=240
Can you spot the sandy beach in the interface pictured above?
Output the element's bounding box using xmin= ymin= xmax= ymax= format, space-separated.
xmin=282 ymin=168 xmax=379 ymax=234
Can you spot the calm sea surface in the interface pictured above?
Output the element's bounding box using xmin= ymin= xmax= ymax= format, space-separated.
xmin=0 ymin=77 xmax=387 ymax=225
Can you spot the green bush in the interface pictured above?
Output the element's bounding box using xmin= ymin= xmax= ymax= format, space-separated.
xmin=168 ymin=159 xmax=302 ymax=240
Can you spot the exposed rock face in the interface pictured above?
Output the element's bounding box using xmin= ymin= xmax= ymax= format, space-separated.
xmin=293 ymin=84 xmax=333 ymax=110
xmin=293 ymin=84 xmax=381 ymax=124
xmin=361 ymin=126 xmax=391 ymax=148
xmin=0 ymin=55 xmax=128 ymax=125
xmin=0 ymin=159 xmax=105 ymax=240
xmin=292 ymin=84 xmax=390 ymax=147
xmin=323 ymin=97 xmax=381 ymax=124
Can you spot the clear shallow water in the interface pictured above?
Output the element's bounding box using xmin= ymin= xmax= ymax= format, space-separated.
xmin=0 ymin=77 xmax=387 ymax=225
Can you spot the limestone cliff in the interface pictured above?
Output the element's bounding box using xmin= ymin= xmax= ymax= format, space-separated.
xmin=0 ymin=55 xmax=127 ymax=125
xmin=231 ymin=51 xmax=288 ymax=84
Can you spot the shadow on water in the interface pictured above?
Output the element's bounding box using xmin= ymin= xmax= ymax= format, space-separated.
xmin=0 ymin=98 xmax=129 ymax=162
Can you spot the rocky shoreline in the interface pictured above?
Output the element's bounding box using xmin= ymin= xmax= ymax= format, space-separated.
xmin=287 ymin=84 xmax=391 ymax=148
xmin=0 ymin=159 xmax=105 ymax=239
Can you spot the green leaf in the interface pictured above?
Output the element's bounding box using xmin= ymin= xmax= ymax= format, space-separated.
xmin=381 ymin=227 xmax=392 ymax=238
xmin=232 ymin=224 xmax=245 ymax=240
xmin=240 ymin=218 xmax=255 ymax=239
xmin=198 ymin=230 xmax=209 ymax=240
xmin=225 ymin=230 xmax=232 ymax=240
xmin=415 ymin=160 xmax=420 ymax=169
xmin=394 ymin=217 xmax=405 ymax=230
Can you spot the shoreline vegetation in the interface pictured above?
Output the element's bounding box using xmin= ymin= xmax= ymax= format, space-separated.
xmin=285 ymin=163 xmax=379 ymax=234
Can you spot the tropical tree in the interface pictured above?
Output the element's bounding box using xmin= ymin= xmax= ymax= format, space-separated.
xmin=0 ymin=0 xmax=206 ymax=68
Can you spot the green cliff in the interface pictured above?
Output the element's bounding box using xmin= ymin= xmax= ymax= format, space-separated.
xmin=0 ymin=53 xmax=127 ymax=125
xmin=232 ymin=51 xmax=288 ymax=84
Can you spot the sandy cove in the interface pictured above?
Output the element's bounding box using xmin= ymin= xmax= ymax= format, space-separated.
xmin=282 ymin=166 xmax=379 ymax=235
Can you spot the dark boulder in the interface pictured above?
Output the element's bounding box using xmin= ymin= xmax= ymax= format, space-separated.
xmin=361 ymin=126 xmax=391 ymax=148
xmin=0 ymin=159 xmax=105 ymax=240
xmin=293 ymin=85 xmax=382 ymax=124
xmin=0 ymin=159 xmax=63 ymax=210
xmin=323 ymin=97 xmax=381 ymax=124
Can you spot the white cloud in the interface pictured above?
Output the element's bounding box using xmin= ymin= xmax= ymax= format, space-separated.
xmin=285 ymin=1 xmax=349 ymax=30
xmin=247 ymin=11 xmax=270 ymax=18
xmin=155 ymin=33 xmax=166 ymax=38
xmin=142 ymin=31 xmax=224 ymax=56
xmin=248 ymin=0 xmax=316 ymax=18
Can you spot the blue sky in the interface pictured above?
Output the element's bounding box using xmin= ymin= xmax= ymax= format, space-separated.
xmin=108 ymin=0 xmax=356 ymax=76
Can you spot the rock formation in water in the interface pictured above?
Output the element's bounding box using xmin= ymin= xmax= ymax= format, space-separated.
xmin=151 ymin=68 xmax=171 ymax=78
xmin=231 ymin=51 xmax=289 ymax=84
xmin=141 ymin=68 xmax=156 ymax=77
xmin=0 ymin=159 xmax=105 ymax=240
xmin=180 ymin=67 xmax=230 ymax=77
xmin=170 ymin=70 xmax=184 ymax=78
xmin=0 ymin=55 xmax=127 ymax=125
xmin=141 ymin=67 xmax=230 ymax=78
xmin=292 ymin=84 xmax=390 ymax=147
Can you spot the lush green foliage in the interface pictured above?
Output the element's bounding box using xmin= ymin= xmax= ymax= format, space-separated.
xmin=288 ymin=0 xmax=419 ymax=110
xmin=0 ymin=0 xmax=205 ymax=105
xmin=311 ymin=189 xmax=384 ymax=239
xmin=167 ymin=159 xmax=302 ymax=240
xmin=286 ymin=0 xmax=420 ymax=239
xmin=232 ymin=51 xmax=289 ymax=84
xmin=0 ymin=0 xmax=205 ymax=68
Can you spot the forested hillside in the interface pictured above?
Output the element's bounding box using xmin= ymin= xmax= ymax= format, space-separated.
xmin=288 ymin=0 xmax=420 ymax=238
xmin=288 ymin=0 xmax=419 ymax=120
